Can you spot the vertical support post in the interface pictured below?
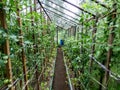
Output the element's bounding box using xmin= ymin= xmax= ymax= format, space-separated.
xmin=80 ymin=13 xmax=84 ymax=54
xmin=74 ymin=26 xmax=76 ymax=39
xmin=40 ymin=2 xmax=43 ymax=24
xmin=56 ymin=26 xmax=58 ymax=45
xmin=35 ymin=65 xmax=40 ymax=90
xmin=103 ymin=2 xmax=117 ymax=89
xmin=26 ymin=1 xmax=28 ymax=15
xmin=34 ymin=0 xmax=40 ymax=89
xmin=17 ymin=3 xmax=28 ymax=90
xmin=80 ymin=11 xmax=85 ymax=74
xmin=89 ymin=17 xmax=98 ymax=73
xmin=69 ymin=28 xmax=71 ymax=37
xmin=77 ymin=26 xmax=80 ymax=40
xmin=0 ymin=1 xmax=13 ymax=90
xmin=34 ymin=0 xmax=37 ymax=11
xmin=70 ymin=27 xmax=71 ymax=37
xmin=68 ymin=28 xmax=69 ymax=37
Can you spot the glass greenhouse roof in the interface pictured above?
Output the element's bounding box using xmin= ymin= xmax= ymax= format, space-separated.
xmin=40 ymin=0 xmax=83 ymax=29
xmin=37 ymin=0 xmax=111 ymax=29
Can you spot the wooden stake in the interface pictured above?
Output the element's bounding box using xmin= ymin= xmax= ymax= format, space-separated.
xmin=0 ymin=0 xmax=13 ymax=90
xmin=80 ymin=12 xmax=84 ymax=54
xmin=103 ymin=2 xmax=117 ymax=89
xmin=34 ymin=0 xmax=40 ymax=89
xmin=17 ymin=3 xmax=28 ymax=90
xmin=35 ymin=65 xmax=40 ymax=90
xmin=89 ymin=17 xmax=98 ymax=73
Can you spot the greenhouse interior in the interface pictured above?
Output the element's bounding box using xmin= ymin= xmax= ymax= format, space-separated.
xmin=0 ymin=0 xmax=120 ymax=90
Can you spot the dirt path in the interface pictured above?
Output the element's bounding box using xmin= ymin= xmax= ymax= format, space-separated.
xmin=53 ymin=48 xmax=70 ymax=90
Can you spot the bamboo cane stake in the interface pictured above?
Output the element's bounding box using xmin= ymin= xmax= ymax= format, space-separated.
xmin=103 ymin=2 xmax=117 ymax=89
xmin=34 ymin=0 xmax=40 ymax=89
xmin=89 ymin=17 xmax=98 ymax=73
xmin=16 ymin=2 xmax=28 ymax=90
xmin=0 ymin=0 xmax=13 ymax=90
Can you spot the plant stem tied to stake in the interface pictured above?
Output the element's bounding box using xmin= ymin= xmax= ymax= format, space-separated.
xmin=0 ymin=0 xmax=13 ymax=90
xmin=103 ymin=2 xmax=117 ymax=89
xmin=90 ymin=16 xmax=98 ymax=73
xmin=17 ymin=2 xmax=28 ymax=90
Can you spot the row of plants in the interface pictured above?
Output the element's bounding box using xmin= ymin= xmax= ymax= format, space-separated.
xmin=63 ymin=0 xmax=120 ymax=90
xmin=0 ymin=0 xmax=56 ymax=89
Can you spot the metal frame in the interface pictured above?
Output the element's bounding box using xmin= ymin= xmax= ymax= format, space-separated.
xmin=49 ymin=13 xmax=76 ymax=27
xmin=46 ymin=0 xmax=81 ymax=17
xmin=44 ymin=7 xmax=79 ymax=24
xmin=36 ymin=6 xmax=79 ymax=28
xmin=38 ymin=0 xmax=113 ymax=27
xmin=42 ymin=2 xmax=80 ymax=22
xmin=38 ymin=0 xmax=51 ymax=21
xmin=62 ymin=0 xmax=96 ymax=17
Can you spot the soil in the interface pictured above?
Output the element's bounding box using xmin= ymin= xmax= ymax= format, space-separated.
xmin=53 ymin=47 xmax=70 ymax=90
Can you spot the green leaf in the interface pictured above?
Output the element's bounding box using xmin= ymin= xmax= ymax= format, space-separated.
xmin=3 ymin=55 xmax=8 ymax=60
xmin=0 ymin=60 xmax=4 ymax=65
xmin=4 ymin=79 xmax=10 ymax=84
